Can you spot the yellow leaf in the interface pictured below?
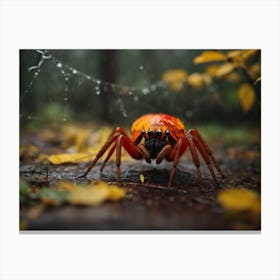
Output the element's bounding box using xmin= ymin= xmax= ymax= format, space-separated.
xmin=225 ymin=72 xmax=241 ymax=83
xmin=69 ymin=184 xmax=109 ymax=206
xmin=238 ymin=83 xmax=256 ymax=113
xmin=139 ymin=174 xmax=145 ymax=183
xmin=61 ymin=126 xmax=92 ymax=152
xmin=215 ymin=63 xmax=235 ymax=77
xmin=206 ymin=65 xmax=220 ymax=76
xmin=227 ymin=49 xmax=259 ymax=63
xmin=58 ymin=181 xmax=78 ymax=191
xmin=68 ymin=181 xmax=125 ymax=206
xmin=187 ymin=73 xmax=212 ymax=89
xmin=193 ymin=51 xmax=227 ymax=64
xmin=107 ymin=185 xmax=126 ymax=201
xmin=48 ymin=153 xmax=94 ymax=164
xmin=217 ymin=188 xmax=260 ymax=213
xmin=161 ymin=69 xmax=188 ymax=92
xmin=20 ymin=145 xmax=39 ymax=159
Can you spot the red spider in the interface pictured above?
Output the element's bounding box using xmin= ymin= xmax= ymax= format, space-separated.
xmin=80 ymin=113 xmax=224 ymax=187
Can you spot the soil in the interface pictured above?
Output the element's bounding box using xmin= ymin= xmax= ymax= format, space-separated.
xmin=20 ymin=152 xmax=261 ymax=230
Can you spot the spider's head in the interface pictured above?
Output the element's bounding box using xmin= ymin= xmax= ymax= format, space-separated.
xmin=141 ymin=129 xmax=170 ymax=159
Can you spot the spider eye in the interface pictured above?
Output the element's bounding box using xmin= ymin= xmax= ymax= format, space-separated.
xmin=148 ymin=130 xmax=154 ymax=136
xmin=156 ymin=129 xmax=162 ymax=135
xmin=141 ymin=130 xmax=146 ymax=135
xmin=165 ymin=130 xmax=170 ymax=135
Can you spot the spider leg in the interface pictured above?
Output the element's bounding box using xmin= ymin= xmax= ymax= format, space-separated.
xmin=156 ymin=144 xmax=172 ymax=164
xmin=167 ymin=138 xmax=184 ymax=188
xmin=187 ymin=129 xmax=224 ymax=183
xmin=79 ymin=127 xmax=142 ymax=179
xmin=100 ymin=142 xmax=116 ymax=172
xmin=186 ymin=137 xmax=202 ymax=186
xmin=137 ymin=143 xmax=151 ymax=163
xmin=116 ymin=135 xmax=123 ymax=184
xmin=188 ymin=129 xmax=225 ymax=178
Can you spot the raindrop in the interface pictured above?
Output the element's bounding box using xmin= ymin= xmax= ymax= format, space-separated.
xmin=65 ymin=76 xmax=69 ymax=81
xmin=95 ymin=86 xmax=100 ymax=90
xmin=139 ymin=65 xmax=144 ymax=70
xmin=96 ymin=91 xmax=100 ymax=95
xmin=96 ymin=80 xmax=101 ymax=85
xmin=72 ymin=69 xmax=78 ymax=74
xmin=57 ymin=62 xmax=63 ymax=68
xmin=64 ymin=97 xmax=68 ymax=101
xmin=142 ymin=88 xmax=150 ymax=95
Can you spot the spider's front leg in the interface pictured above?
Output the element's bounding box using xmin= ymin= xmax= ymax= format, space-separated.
xmin=79 ymin=127 xmax=142 ymax=184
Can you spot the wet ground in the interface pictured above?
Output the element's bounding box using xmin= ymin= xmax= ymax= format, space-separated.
xmin=20 ymin=155 xmax=261 ymax=230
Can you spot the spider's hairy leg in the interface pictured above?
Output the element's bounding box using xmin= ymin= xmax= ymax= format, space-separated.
xmin=186 ymin=136 xmax=202 ymax=186
xmin=166 ymin=138 xmax=186 ymax=188
xmin=79 ymin=127 xmax=142 ymax=179
xmin=187 ymin=129 xmax=224 ymax=182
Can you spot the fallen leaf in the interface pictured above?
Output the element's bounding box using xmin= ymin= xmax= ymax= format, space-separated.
xmin=238 ymin=83 xmax=256 ymax=113
xmin=20 ymin=145 xmax=39 ymax=159
xmin=193 ymin=51 xmax=227 ymax=64
xmin=217 ymin=188 xmax=261 ymax=213
xmin=48 ymin=152 xmax=94 ymax=164
xmin=140 ymin=174 xmax=145 ymax=183
xmin=68 ymin=181 xmax=126 ymax=206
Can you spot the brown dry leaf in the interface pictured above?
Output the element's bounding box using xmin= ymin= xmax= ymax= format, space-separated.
xmin=217 ymin=188 xmax=260 ymax=213
xmin=238 ymin=83 xmax=256 ymax=113
xmin=187 ymin=73 xmax=212 ymax=89
xmin=68 ymin=181 xmax=126 ymax=206
xmin=48 ymin=152 xmax=94 ymax=164
xmin=161 ymin=69 xmax=188 ymax=92
xmin=193 ymin=51 xmax=227 ymax=64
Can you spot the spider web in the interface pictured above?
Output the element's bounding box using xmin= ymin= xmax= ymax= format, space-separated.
xmin=20 ymin=49 xmax=218 ymax=128
xmin=21 ymin=50 xmax=167 ymax=124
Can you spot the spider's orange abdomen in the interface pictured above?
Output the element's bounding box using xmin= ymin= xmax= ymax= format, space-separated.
xmin=131 ymin=113 xmax=186 ymax=142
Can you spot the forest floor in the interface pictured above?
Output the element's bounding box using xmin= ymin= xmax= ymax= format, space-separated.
xmin=20 ymin=123 xmax=261 ymax=231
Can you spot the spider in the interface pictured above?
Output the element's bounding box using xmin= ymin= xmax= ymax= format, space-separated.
xmin=80 ymin=113 xmax=224 ymax=187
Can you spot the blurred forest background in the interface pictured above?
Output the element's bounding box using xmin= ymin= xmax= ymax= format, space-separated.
xmin=20 ymin=49 xmax=261 ymax=128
